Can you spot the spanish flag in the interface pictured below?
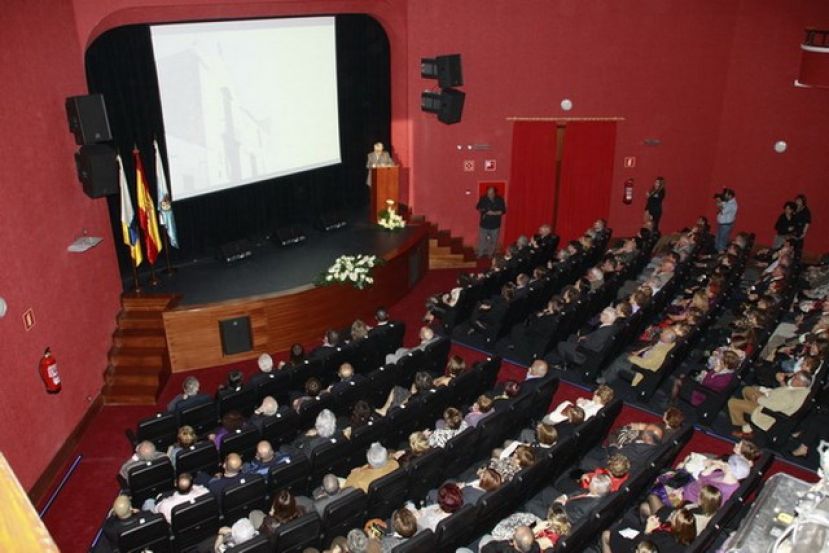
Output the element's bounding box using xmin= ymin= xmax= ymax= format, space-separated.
xmin=134 ymin=148 xmax=163 ymax=265
xmin=118 ymin=155 xmax=142 ymax=266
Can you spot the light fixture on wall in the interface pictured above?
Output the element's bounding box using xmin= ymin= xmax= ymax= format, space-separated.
xmin=560 ymin=98 xmax=573 ymax=111
xmin=0 ymin=297 xmax=6 ymax=318
xmin=774 ymin=140 xmax=788 ymax=153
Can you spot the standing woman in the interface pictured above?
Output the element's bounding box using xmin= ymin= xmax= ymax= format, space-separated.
xmin=645 ymin=177 xmax=666 ymax=232
xmin=793 ymin=194 xmax=811 ymax=249
xmin=772 ymin=201 xmax=797 ymax=249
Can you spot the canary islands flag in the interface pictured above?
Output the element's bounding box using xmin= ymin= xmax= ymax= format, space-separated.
xmin=134 ymin=148 xmax=163 ymax=265
xmin=118 ymin=155 xmax=143 ymax=266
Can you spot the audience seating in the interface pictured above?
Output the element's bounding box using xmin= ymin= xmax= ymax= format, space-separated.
xmin=366 ymin=468 xmax=410 ymax=520
xmin=322 ymin=488 xmax=368 ymax=544
xmin=391 ymin=528 xmax=436 ymax=552
xmin=175 ymin=441 xmax=219 ymax=478
xmin=116 ymin=512 xmax=171 ymax=553
xmin=219 ymin=426 xmax=260 ymax=461
xmin=127 ymin=456 xmax=175 ymax=507
xmin=270 ymin=512 xmax=322 ymax=553
xmin=135 ymin=412 xmax=178 ymax=451
xmin=225 ymin=534 xmax=272 ymax=553
xmin=170 ymin=493 xmax=220 ymax=552
xmin=220 ymin=474 xmax=267 ymax=524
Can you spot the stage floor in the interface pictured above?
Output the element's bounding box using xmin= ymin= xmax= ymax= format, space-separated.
xmin=135 ymin=211 xmax=419 ymax=306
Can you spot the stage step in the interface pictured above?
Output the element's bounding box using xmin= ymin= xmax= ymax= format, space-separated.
xmin=113 ymin=329 xmax=167 ymax=348
xmin=427 ymin=236 xmax=478 ymax=270
xmin=102 ymin=293 xmax=175 ymax=405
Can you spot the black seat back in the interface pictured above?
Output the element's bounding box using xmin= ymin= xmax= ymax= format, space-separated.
xmin=136 ymin=412 xmax=178 ymax=451
xmin=434 ymin=504 xmax=479 ymax=551
xmin=225 ymin=534 xmax=272 ymax=553
xmin=367 ymin=364 xmax=402 ymax=406
xmin=322 ymin=488 xmax=368 ymax=544
xmin=443 ymin=427 xmax=480 ymax=477
xmin=255 ymin=369 xmax=294 ymax=404
xmin=261 ymin=408 xmax=300 ymax=447
xmin=176 ymin=440 xmax=220 ymax=477
xmin=406 ymin=448 xmax=446 ymax=503
xmin=128 ymin=456 xmax=175 ymax=507
xmin=366 ymin=468 xmax=410 ymax=520
xmin=309 ymin=438 xmax=353 ymax=482
xmin=221 ymin=474 xmax=267 ymax=524
xmin=218 ymin=386 xmax=258 ymax=418
xmin=272 ymin=512 xmax=322 ymax=553
xmin=117 ymin=512 xmax=171 ymax=553
xmin=268 ymin=454 xmax=311 ymax=496
xmin=391 ymin=529 xmax=436 ymax=552
xmin=170 ymin=493 xmax=220 ymax=551
xmin=178 ymin=401 xmax=218 ymax=435
xmin=220 ymin=426 xmax=261 ymax=461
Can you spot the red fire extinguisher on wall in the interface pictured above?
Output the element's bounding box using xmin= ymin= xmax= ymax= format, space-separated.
xmin=623 ymin=178 xmax=634 ymax=205
xmin=39 ymin=347 xmax=62 ymax=394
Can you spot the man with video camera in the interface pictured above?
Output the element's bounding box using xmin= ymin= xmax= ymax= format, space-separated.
xmin=714 ymin=188 xmax=738 ymax=252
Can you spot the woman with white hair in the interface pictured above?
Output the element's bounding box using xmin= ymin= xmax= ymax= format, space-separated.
xmin=213 ymin=517 xmax=257 ymax=552
xmin=344 ymin=442 xmax=400 ymax=493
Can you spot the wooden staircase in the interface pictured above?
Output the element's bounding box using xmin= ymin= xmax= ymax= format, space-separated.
xmin=102 ymin=294 xmax=179 ymax=405
xmin=410 ymin=215 xmax=478 ymax=270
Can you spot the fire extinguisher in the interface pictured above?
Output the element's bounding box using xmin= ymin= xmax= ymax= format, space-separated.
xmin=39 ymin=347 xmax=62 ymax=394
xmin=623 ymin=178 xmax=634 ymax=205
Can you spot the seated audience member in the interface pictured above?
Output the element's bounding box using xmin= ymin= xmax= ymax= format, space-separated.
xmin=604 ymin=507 xmax=696 ymax=553
xmin=119 ymin=440 xmax=167 ymax=482
xmin=604 ymin=328 xmax=677 ymax=386
xmin=208 ymin=453 xmax=245 ymax=507
xmin=100 ymin=495 xmax=143 ymax=551
xmin=344 ymin=442 xmax=400 ymax=493
xmin=396 ymin=431 xmax=433 ymax=468
xmin=544 ymin=404 xmax=585 ymax=439
xmin=216 ymin=369 xmax=245 ymax=398
xmin=343 ymin=400 xmax=376 ymax=439
xmin=517 ymin=421 xmax=559 ymax=452
xmin=167 ymin=425 xmax=197 ymax=466
xmin=284 ymin=343 xmax=306 ymax=367
xmin=249 ymin=396 xmax=286 ymax=433
xmin=210 ymin=410 xmax=246 ymax=449
xmin=154 ymin=472 xmax=209 ymax=523
xmin=545 ymin=385 xmax=614 ymax=425
xmin=467 ymin=284 xmax=514 ymax=336
xmin=287 ymin=409 xmax=340 ymax=453
xmin=428 ymin=407 xmax=469 ymax=447
xmin=346 ymin=529 xmax=372 ymax=553
xmin=376 ymin=371 xmax=434 ymax=416
xmin=579 ymin=425 xmax=661 ymax=472
xmin=481 ymin=525 xmax=540 ymax=553
xmin=248 ymin=353 xmax=277 ymax=388
xmin=493 ymin=380 xmax=522 ymax=411
xmin=489 ymin=444 xmax=536 ymax=482
xmin=434 ymin=354 xmax=467 ymax=386
xmin=520 ymin=359 xmax=550 ymax=394
xmin=167 ymin=376 xmax=212 ymax=413
xmin=465 ymin=394 xmax=496 ymax=427
xmin=259 ymin=489 xmax=307 ymax=542
xmin=727 ymin=370 xmax=812 ymax=440
xmin=243 ymin=441 xmax=289 ymax=476
xmin=579 ymin=454 xmax=631 ymax=493
xmin=462 ymin=467 xmax=504 ymax=504
xmin=310 ymin=329 xmax=340 ymax=361
xmin=554 ymin=473 xmax=613 ymax=524
xmin=535 ymin=505 xmax=571 ymax=550
xmin=509 ymin=296 xmax=564 ymax=358
xmin=350 ymin=319 xmax=370 ymax=342
xmin=386 ymin=326 xmax=438 ymax=364
xmin=407 ymin=482 xmax=464 ymax=531
xmin=380 ymin=507 xmax=419 ymax=552
xmin=311 ymin=473 xmax=345 ymax=516
xmin=672 ymin=348 xmax=740 ymax=406
xmin=327 ymin=362 xmax=366 ymax=394
xmin=292 ymin=377 xmax=323 ymax=412
xmin=213 ymin=518 xmax=258 ymax=552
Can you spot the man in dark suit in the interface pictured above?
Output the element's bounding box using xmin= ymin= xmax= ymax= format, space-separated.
xmin=552 ymin=307 xmax=620 ymax=367
xmin=579 ymin=428 xmax=661 ymax=472
xmin=207 ymin=453 xmax=245 ymax=509
xmin=554 ymin=473 xmax=612 ymax=523
xmin=326 ymin=362 xmax=367 ymax=395
xmin=509 ymin=298 xmax=563 ymax=361
xmin=166 ymin=376 xmax=212 ymax=413
xmin=311 ymin=473 xmax=346 ymax=516
xmin=367 ymin=307 xmax=404 ymax=361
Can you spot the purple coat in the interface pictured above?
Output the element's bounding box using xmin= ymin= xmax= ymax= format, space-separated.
xmin=690 ymin=371 xmax=735 ymax=407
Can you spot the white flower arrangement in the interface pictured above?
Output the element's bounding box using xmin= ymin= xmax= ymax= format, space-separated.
xmin=317 ymin=254 xmax=382 ymax=290
xmin=378 ymin=199 xmax=406 ymax=230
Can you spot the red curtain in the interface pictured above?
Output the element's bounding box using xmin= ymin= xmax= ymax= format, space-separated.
xmin=504 ymin=121 xmax=558 ymax=245
xmin=555 ymin=121 xmax=617 ymax=244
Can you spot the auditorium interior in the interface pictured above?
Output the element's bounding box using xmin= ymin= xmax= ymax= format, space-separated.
xmin=2 ymin=1 xmax=829 ymax=552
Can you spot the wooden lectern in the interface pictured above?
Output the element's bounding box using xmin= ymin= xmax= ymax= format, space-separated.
xmin=370 ymin=166 xmax=399 ymax=223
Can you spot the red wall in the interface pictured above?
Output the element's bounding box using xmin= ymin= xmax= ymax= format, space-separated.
xmin=406 ymin=0 xmax=829 ymax=251
xmin=0 ymin=0 xmax=122 ymax=490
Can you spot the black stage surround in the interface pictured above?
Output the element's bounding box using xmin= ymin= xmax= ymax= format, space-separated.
xmin=85 ymin=15 xmax=391 ymax=283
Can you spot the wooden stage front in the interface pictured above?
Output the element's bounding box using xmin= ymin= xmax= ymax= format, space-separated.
xmin=160 ymin=223 xmax=429 ymax=372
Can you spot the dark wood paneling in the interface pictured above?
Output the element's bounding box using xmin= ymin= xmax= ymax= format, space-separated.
xmin=163 ymin=224 xmax=430 ymax=372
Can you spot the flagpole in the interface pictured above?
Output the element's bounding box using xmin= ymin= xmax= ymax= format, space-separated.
xmin=149 ymin=263 xmax=160 ymax=287
xmin=131 ymin=259 xmax=142 ymax=293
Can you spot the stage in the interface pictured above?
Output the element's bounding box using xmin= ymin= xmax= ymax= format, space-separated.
xmin=138 ymin=210 xmax=421 ymax=306
xmin=154 ymin=216 xmax=430 ymax=372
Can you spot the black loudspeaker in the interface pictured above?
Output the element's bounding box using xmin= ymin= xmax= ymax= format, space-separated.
xmin=74 ymin=144 xmax=118 ymax=198
xmin=65 ymin=94 xmax=112 ymax=145
xmin=219 ymin=316 xmax=253 ymax=355
xmin=438 ymin=89 xmax=465 ymax=125
xmin=218 ymin=239 xmax=253 ymax=264
xmin=316 ymin=212 xmax=347 ymax=232
xmin=273 ymin=226 xmax=307 ymax=247
xmin=436 ymin=54 xmax=463 ymax=88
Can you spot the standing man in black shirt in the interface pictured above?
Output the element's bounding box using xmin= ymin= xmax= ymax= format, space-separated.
xmin=793 ymin=194 xmax=811 ymax=249
xmin=645 ymin=176 xmax=666 ymax=232
xmin=476 ymin=186 xmax=507 ymax=258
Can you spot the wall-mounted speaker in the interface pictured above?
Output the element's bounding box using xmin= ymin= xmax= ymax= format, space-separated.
xmin=421 ymin=54 xmax=463 ymax=88
xmin=74 ymin=144 xmax=118 ymax=198
xmin=65 ymin=94 xmax=112 ymax=145
xmin=421 ymin=89 xmax=465 ymax=125
xmin=219 ymin=316 xmax=253 ymax=355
